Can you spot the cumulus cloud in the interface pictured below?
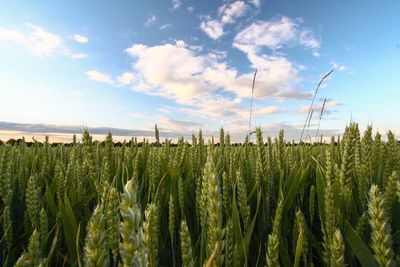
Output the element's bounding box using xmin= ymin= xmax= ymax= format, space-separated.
xmin=233 ymin=16 xmax=320 ymax=56
xmin=124 ymin=41 xmax=309 ymax=104
xmin=85 ymin=70 xmax=113 ymax=84
xmin=233 ymin=17 xmax=298 ymax=52
xmin=207 ymin=56 xmax=308 ymax=100
xmin=200 ymin=18 xmax=224 ymax=40
xmin=0 ymin=24 xmax=86 ymax=59
xmin=200 ymin=1 xmax=249 ymax=40
xmin=117 ymin=72 xmax=136 ymax=85
xmin=121 ymin=39 xmax=311 ymax=125
xmin=299 ymin=30 xmax=320 ymax=49
xmin=71 ymin=34 xmax=88 ymax=44
xmin=85 ymin=15 xmax=320 ymax=131
xmin=172 ymin=0 xmax=182 ymax=10
xmin=219 ymin=1 xmax=247 ymax=24
xmin=175 ymin=39 xmax=186 ymax=47
xmin=230 ymin=16 xmax=326 ymax=100
xmin=126 ymin=43 xmax=206 ymax=103
xmin=233 ymin=23 xmax=306 ymax=98
xmin=249 ymin=0 xmax=262 ymax=8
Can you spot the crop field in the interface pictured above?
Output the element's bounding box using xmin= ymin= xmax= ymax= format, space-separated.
xmin=0 ymin=122 xmax=399 ymax=266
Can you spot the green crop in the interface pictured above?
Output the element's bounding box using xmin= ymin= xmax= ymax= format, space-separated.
xmin=0 ymin=122 xmax=399 ymax=266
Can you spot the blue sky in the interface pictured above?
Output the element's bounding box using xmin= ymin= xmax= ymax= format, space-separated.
xmin=0 ymin=0 xmax=399 ymax=140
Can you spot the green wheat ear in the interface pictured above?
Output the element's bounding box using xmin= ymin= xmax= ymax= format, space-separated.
xmin=293 ymin=210 xmax=308 ymax=266
xmin=119 ymin=179 xmax=147 ymax=267
xmin=83 ymin=205 xmax=109 ymax=267
xmin=26 ymin=175 xmax=41 ymax=228
xmin=15 ymin=229 xmax=47 ymax=267
xmin=204 ymin=146 xmax=224 ymax=266
xmin=180 ymin=219 xmax=195 ymax=267
xmin=106 ymin=186 xmax=120 ymax=260
xmin=330 ymin=229 xmax=345 ymax=267
xmin=224 ymin=219 xmax=234 ymax=267
xmin=323 ymin=148 xmax=336 ymax=264
xmin=144 ymin=203 xmax=159 ymax=267
xmin=236 ymin=169 xmax=250 ymax=228
xmin=169 ymin=194 xmax=176 ymax=239
xmin=368 ymin=184 xmax=395 ymax=267
xmin=384 ymin=171 xmax=399 ymax=213
xmin=3 ymin=205 xmax=13 ymax=251
xmin=266 ymin=198 xmax=283 ymax=267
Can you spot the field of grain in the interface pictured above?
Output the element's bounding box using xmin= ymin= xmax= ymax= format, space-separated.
xmin=0 ymin=122 xmax=399 ymax=266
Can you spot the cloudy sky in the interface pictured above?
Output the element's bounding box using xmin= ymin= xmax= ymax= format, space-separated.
xmin=0 ymin=0 xmax=399 ymax=141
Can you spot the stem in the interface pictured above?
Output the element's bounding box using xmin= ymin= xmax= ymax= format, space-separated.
xmin=248 ymin=69 xmax=258 ymax=137
xmin=300 ymin=69 xmax=333 ymax=143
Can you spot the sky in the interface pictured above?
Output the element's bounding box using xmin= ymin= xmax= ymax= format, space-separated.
xmin=0 ymin=0 xmax=399 ymax=141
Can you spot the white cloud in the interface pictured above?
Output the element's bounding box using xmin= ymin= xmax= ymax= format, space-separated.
xmin=249 ymin=0 xmax=262 ymax=8
xmin=233 ymin=16 xmax=320 ymax=52
xmin=85 ymin=70 xmax=113 ymax=84
xmin=233 ymin=17 xmax=298 ymax=51
xmin=189 ymin=44 xmax=203 ymax=51
xmin=200 ymin=1 xmax=248 ymax=40
xmin=254 ymin=106 xmax=281 ymax=115
xmin=312 ymin=51 xmax=321 ymax=57
xmin=225 ymin=58 xmax=307 ymax=99
xmin=158 ymin=97 xmax=281 ymax=132
xmin=71 ymin=34 xmax=88 ymax=44
xmin=156 ymin=117 xmax=203 ymax=132
xmin=187 ymin=6 xmax=195 ymax=13
xmin=200 ymin=18 xmax=224 ymax=40
xmin=233 ymin=20 xmax=306 ymax=99
xmin=125 ymin=43 xmax=205 ymax=103
xmin=297 ymin=100 xmax=340 ymax=114
xmin=0 ymin=24 xmax=62 ymax=56
xmin=231 ymin=16 xmax=325 ymax=100
xmin=114 ymin=39 xmax=314 ymax=129
xmin=160 ymin=24 xmax=173 ymax=30
xmin=219 ymin=1 xmax=247 ymax=24
xmin=117 ymin=72 xmax=136 ymax=85
xmin=299 ymin=30 xmax=320 ymax=49
xmin=331 ymin=61 xmax=351 ymax=72
xmin=145 ymin=15 xmax=157 ymax=26
xmin=172 ymin=0 xmax=182 ymax=10
xmin=70 ymin=52 xmax=88 ymax=59
xmin=0 ymin=24 xmax=86 ymax=59
xmin=175 ymin=39 xmax=186 ymax=47
xmin=123 ymin=41 xmax=309 ymax=105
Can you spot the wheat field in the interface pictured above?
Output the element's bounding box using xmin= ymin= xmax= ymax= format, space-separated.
xmin=0 ymin=122 xmax=399 ymax=266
